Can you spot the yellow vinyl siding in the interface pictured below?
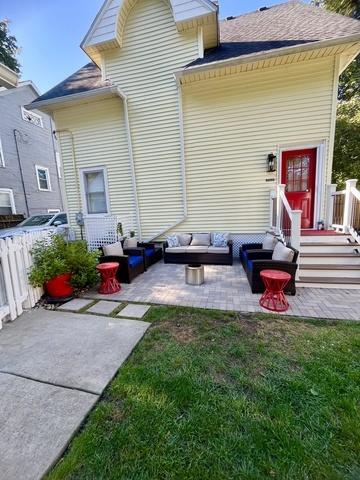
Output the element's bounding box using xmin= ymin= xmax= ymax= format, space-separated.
xmin=104 ymin=0 xmax=198 ymax=239
xmin=178 ymin=55 xmax=336 ymax=233
xmin=53 ymin=98 xmax=136 ymax=235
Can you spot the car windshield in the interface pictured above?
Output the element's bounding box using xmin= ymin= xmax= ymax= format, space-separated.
xmin=20 ymin=215 xmax=53 ymax=226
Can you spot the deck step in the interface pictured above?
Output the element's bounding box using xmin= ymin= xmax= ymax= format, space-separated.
xmin=298 ymin=276 xmax=360 ymax=285
xmin=301 ymin=264 xmax=360 ymax=270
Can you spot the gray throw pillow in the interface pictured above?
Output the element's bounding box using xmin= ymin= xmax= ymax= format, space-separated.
xmin=190 ymin=233 xmax=210 ymax=246
xmin=103 ymin=242 xmax=124 ymax=256
xmin=178 ymin=233 xmax=192 ymax=246
xmin=262 ymin=233 xmax=277 ymax=250
xmin=272 ymin=242 xmax=294 ymax=262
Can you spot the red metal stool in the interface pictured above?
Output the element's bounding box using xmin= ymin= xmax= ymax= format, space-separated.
xmin=259 ymin=269 xmax=291 ymax=312
xmin=96 ymin=262 xmax=121 ymax=294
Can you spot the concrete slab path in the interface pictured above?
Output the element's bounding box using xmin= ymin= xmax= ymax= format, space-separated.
xmin=0 ymin=308 xmax=150 ymax=480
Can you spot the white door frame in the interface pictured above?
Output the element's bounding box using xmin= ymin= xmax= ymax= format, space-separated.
xmin=277 ymin=140 xmax=326 ymax=229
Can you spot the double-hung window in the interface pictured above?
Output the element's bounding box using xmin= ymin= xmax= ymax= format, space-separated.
xmin=81 ymin=167 xmax=109 ymax=215
xmin=36 ymin=165 xmax=51 ymax=191
xmin=0 ymin=189 xmax=15 ymax=214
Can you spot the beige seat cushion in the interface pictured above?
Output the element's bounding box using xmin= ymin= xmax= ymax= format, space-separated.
xmin=178 ymin=233 xmax=192 ymax=246
xmin=272 ymin=242 xmax=294 ymax=262
xmin=165 ymin=247 xmax=186 ymax=253
xmin=208 ymin=246 xmax=229 ymax=254
xmin=190 ymin=233 xmax=210 ymax=246
xmin=103 ymin=242 xmax=124 ymax=256
xmin=262 ymin=233 xmax=278 ymax=250
xmin=186 ymin=246 xmax=208 ymax=253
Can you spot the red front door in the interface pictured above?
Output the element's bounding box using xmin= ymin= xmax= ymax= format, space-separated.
xmin=281 ymin=148 xmax=317 ymax=229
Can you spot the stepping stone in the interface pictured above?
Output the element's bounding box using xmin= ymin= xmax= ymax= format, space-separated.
xmin=58 ymin=298 xmax=93 ymax=311
xmin=87 ymin=300 xmax=121 ymax=315
xmin=117 ymin=304 xmax=151 ymax=319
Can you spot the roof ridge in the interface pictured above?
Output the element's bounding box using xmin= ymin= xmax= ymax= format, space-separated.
xmin=220 ymin=0 xmax=302 ymax=23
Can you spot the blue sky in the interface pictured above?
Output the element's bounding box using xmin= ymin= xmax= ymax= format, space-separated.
xmin=2 ymin=0 xmax=285 ymax=93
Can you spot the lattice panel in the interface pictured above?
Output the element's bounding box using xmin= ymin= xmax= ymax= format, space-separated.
xmin=231 ymin=233 xmax=266 ymax=257
xmin=84 ymin=216 xmax=118 ymax=251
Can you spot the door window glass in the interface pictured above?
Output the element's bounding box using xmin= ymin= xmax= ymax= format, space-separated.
xmin=286 ymin=155 xmax=310 ymax=192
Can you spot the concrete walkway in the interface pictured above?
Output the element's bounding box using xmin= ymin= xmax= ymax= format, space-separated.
xmin=0 ymin=308 xmax=150 ymax=480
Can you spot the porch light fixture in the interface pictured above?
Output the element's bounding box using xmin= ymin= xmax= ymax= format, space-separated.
xmin=267 ymin=153 xmax=277 ymax=172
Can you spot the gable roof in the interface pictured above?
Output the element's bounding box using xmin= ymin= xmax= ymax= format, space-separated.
xmin=31 ymin=1 xmax=360 ymax=106
xmin=33 ymin=63 xmax=110 ymax=103
xmin=188 ymin=1 xmax=360 ymax=67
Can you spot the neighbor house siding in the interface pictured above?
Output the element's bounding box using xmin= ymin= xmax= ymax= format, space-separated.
xmin=177 ymin=55 xmax=336 ymax=233
xmin=103 ymin=0 xmax=199 ymax=239
xmin=54 ymin=97 xmax=136 ymax=234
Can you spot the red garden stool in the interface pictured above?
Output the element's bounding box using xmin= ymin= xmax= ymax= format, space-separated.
xmin=259 ymin=269 xmax=291 ymax=312
xmin=96 ymin=262 xmax=121 ymax=294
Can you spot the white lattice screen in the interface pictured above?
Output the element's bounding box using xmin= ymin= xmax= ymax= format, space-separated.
xmin=231 ymin=233 xmax=266 ymax=257
xmin=84 ymin=215 xmax=136 ymax=250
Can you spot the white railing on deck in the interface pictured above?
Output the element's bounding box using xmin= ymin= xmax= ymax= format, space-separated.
xmin=0 ymin=231 xmax=50 ymax=328
xmin=327 ymin=179 xmax=360 ymax=243
xmin=270 ymin=184 xmax=301 ymax=252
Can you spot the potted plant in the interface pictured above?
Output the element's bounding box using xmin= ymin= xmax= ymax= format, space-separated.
xmin=29 ymin=234 xmax=99 ymax=299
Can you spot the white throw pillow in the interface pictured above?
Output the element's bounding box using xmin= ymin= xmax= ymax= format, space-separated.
xmin=262 ymin=233 xmax=277 ymax=250
xmin=190 ymin=233 xmax=210 ymax=246
xmin=178 ymin=233 xmax=192 ymax=246
xmin=103 ymin=242 xmax=124 ymax=256
xmin=272 ymin=242 xmax=294 ymax=262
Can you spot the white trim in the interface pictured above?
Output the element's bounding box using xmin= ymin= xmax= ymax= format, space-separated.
xmin=0 ymin=188 xmax=16 ymax=214
xmin=197 ymin=26 xmax=204 ymax=59
xmin=79 ymin=166 xmax=110 ymax=217
xmin=35 ymin=165 xmax=51 ymax=192
xmin=177 ymin=82 xmax=187 ymax=218
xmin=328 ymin=55 xmax=340 ymax=185
xmin=278 ymin=141 xmax=326 ymax=229
xmin=55 ymin=151 xmax=62 ymax=179
xmin=0 ymin=137 xmax=5 ymax=167
xmin=47 ymin=209 xmax=61 ymax=214
xmin=21 ymin=106 xmax=43 ymax=128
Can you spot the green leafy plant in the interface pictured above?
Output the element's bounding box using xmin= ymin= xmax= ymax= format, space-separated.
xmin=129 ymin=230 xmax=136 ymax=238
xmin=28 ymin=234 xmax=99 ymax=289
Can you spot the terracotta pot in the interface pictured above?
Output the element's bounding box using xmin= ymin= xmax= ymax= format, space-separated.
xmin=45 ymin=273 xmax=73 ymax=298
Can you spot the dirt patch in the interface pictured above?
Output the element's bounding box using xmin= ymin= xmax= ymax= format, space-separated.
xmin=162 ymin=321 xmax=199 ymax=343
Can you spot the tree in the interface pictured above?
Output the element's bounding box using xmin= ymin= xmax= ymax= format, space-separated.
xmin=320 ymin=0 xmax=359 ymax=19
xmin=332 ymin=98 xmax=360 ymax=188
xmin=0 ymin=19 xmax=20 ymax=73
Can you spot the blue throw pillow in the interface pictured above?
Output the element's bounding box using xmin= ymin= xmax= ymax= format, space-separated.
xmin=167 ymin=234 xmax=180 ymax=248
xmin=212 ymin=232 xmax=228 ymax=247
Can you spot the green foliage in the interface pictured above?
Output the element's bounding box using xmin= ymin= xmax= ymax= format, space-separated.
xmin=28 ymin=235 xmax=99 ymax=289
xmin=332 ymin=97 xmax=360 ymax=188
xmin=319 ymin=0 xmax=359 ymax=19
xmin=0 ymin=19 xmax=20 ymax=73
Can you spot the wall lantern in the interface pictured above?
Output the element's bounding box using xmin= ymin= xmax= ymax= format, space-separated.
xmin=267 ymin=153 xmax=277 ymax=172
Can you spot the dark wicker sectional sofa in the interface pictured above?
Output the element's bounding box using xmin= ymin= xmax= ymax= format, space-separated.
xmin=163 ymin=237 xmax=233 ymax=265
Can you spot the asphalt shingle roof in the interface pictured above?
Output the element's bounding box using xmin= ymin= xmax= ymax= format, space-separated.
xmin=33 ymin=1 xmax=360 ymax=103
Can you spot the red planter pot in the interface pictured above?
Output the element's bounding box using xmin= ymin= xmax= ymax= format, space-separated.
xmin=45 ymin=273 xmax=73 ymax=298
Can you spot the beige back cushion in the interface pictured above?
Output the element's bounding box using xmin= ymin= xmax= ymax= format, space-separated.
xmin=262 ymin=233 xmax=277 ymax=250
xmin=272 ymin=242 xmax=294 ymax=262
xmin=190 ymin=233 xmax=211 ymax=246
xmin=103 ymin=242 xmax=124 ymax=257
xmin=178 ymin=233 xmax=192 ymax=246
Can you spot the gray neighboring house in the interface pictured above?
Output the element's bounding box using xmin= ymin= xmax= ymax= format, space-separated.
xmin=0 ymin=81 xmax=64 ymax=218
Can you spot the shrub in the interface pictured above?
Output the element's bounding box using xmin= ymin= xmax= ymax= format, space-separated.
xmin=29 ymin=234 xmax=99 ymax=289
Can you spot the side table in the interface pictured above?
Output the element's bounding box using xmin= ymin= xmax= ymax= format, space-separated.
xmin=96 ymin=262 xmax=121 ymax=294
xmin=259 ymin=269 xmax=291 ymax=312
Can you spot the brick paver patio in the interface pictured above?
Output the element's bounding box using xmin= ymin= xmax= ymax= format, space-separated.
xmin=84 ymin=262 xmax=360 ymax=321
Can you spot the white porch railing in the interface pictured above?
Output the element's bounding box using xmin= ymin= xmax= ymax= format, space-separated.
xmin=327 ymin=179 xmax=360 ymax=244
xmin=270 ymin=184 xmax=302 ymax=252
xmin=0 ymin=231 xmax=49 ymax=328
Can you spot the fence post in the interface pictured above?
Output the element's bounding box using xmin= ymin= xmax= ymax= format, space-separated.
xmin=343 ymin=179 xmax=357 ymax=232
xmin=325 ymin=184 xmax=337 ymax=229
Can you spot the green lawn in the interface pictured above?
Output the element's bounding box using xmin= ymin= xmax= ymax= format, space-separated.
xmin=49 ymin=307 xmax=360 ymax=480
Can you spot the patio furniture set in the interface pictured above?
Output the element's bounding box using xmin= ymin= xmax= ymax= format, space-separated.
xmin=97 ymin=231 xmax=298 ymax=312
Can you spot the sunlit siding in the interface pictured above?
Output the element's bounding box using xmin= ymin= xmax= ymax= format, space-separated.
xmin=104 ymin=0 xmax=198 ymax=239
xmin=178 ymin=56 xmax=336 ymax=233
xmin=53 ymin=98 xmax=136 ymax=235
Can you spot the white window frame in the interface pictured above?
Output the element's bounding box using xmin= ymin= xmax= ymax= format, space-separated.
xmin=80 ymin=166 xmax=110 ymax=216
xmin=35 ymin=165 xmax=52 ymax=192
xmin=21 ymin=106 xmax=43 ymax=128
xmin=0 ymin=188 xmax=16 ymax=214
xmin=0 ymin=137 xmax=5 ymax=167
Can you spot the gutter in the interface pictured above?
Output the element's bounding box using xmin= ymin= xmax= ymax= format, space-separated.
xmin=174 ymin=33 xmax=360 ymax=80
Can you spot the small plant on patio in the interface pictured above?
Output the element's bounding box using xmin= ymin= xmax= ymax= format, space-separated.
xmin=29 ymin=234 xmax=99 ymax=297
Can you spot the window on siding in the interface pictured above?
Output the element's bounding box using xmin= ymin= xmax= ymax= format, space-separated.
xmin=0 ymin=189 xmax=15 ymax=214
xmin=0 ymin=137 xmax=4 ymax=167
xmin=82 ymin=168 xmax=109 ymax=215
xmin=21 ymin=107 xmax=43 ymax=128
xmin=36 ymin=165 xmax=51 ymax=191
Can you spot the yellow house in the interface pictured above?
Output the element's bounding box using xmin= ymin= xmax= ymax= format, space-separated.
xmin=29 ymin=0 xmax=360 ymax=250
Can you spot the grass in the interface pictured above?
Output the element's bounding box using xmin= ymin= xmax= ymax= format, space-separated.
xmin=48 ymin=306 xmax=360 ymax=480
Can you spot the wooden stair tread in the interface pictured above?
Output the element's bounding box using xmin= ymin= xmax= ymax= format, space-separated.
xmin=300 ymin=242 xmax=358 ymax=246
xmin=298 ymin=277 xmax=360 ymax=284
xmin=301 ymin=264 xmax=360 ymax=270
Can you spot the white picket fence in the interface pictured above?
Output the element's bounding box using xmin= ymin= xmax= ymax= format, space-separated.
xmin=0 ymin=230 xmax=50 ymax=328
